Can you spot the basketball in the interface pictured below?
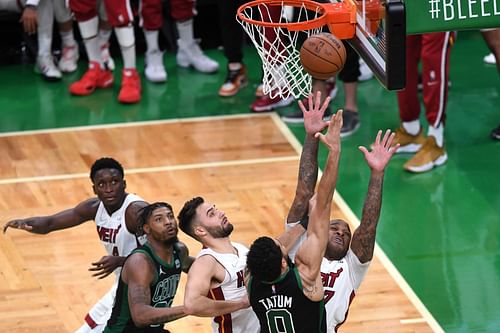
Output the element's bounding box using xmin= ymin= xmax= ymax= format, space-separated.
xmin=300 ymin=33 xmax=347 ymax=80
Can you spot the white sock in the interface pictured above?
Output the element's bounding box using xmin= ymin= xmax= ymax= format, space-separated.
xmin=98 ymin=28 xmax=112 ymax=48
xmin=60 ymin=30 xmax=76 ymax=47
xmin=144 ymin=29 xmax=159 ymax=53
xmin=83 ymin=36 xmax=102 ymax=65
xmin=428 ymin=123 xmax=444 ymax=147
xmin=402 ymin=120 xmax=421 ymax=136
xmin=228 ymin=62 xmax=242 ymax=71
xmin=114 ymin=26 xmax=136 ymax=69
xmin=176 ymin=19 xmax=194 ymax=45
xmin=38 ymin=35 xmax=52 ymax=57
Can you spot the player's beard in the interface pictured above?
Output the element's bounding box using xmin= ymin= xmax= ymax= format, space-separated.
xmin=163 ymin=236 xmax=179 ymax=247
xmin=207 ymin=223 xmax=234 ymax=239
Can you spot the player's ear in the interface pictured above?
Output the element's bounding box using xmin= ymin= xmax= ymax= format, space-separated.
xmin=193 ymin=225 xmax=206 ymax=238
xmin=92 ymin=183 xmax=97 ymax=195
xmin=123 ymin=179 xmax=127 ymax=189
xmin=143 ymin=222 xmax=151 ymax=235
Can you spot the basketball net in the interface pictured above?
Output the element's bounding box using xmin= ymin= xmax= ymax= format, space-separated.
xmin=237 ymin=1 xmax=324 ymax=99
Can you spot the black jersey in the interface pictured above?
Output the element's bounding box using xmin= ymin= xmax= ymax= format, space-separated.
xmin=248 ymin=260 xmax=326 ymax=333
xmin=104 ymin=242 xmax=183 ymax=333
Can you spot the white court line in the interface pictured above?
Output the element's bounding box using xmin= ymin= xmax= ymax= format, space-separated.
xmin=0 ymin=113 xmax=272 ymax=137
xmin=401 ymin=318 xmax=427 ymax=325
xmin=0 ymin=156 xmax=299 ymax=185
xmin=270 ymin=113 xmax=445 ymax=333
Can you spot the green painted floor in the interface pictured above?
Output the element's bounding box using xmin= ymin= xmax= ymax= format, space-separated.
xmin=1 ymin=31 xmax=499 ymax=332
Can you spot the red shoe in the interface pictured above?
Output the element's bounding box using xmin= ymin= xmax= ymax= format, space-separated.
xmin=118 ymin=68 xmax=141 ymax=104
xmin=69 ymin=61 xmax=114 ymax=96
xmin=250 ymin=93 xmax=294 ymax=112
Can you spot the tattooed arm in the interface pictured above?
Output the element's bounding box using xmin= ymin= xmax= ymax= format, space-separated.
xmin=124 ymin=253 xmax=186 ymax=327
xmin=351 ymin=130 xmax=399 ymax=263
xmin=287 ymin=88 xmax=330 ymax=223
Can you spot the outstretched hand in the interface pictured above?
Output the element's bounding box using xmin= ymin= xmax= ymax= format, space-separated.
xmin=298 ymin=91 xmax=331 ymax=135
xmin=315 ymin=109 xmax=343 ymax=151
xmin=359 ymin=129 xmax=399 ymax=173
xmin=89 ymin=255 xmax=124 ymax=279
xmin=3 ymin=219 xmax=34 ymax=233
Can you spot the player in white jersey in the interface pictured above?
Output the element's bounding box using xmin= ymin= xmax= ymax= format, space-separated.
xmin=3 ymin=157 xmax=148 ymax=333
xmin=286 ymin=123 xmax=399 ymax=332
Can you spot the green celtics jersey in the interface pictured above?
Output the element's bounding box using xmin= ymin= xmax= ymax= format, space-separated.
xmin=104 ymin=242 xmax=183 ymax=333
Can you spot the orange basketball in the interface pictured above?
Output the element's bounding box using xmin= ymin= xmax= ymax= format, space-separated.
xmin=300 ymin=33 xmax=347 ymax=80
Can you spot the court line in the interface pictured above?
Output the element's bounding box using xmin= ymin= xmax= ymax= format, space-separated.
xmin=0 ymin=113 xmax=272 ymax=138
xmin=401 ymin=318 xmax=427 ymax=325
xmin=270 ymin=113 xmax=445 ymax=333
xmin=0 ymin=156 xmax=299 ymax=185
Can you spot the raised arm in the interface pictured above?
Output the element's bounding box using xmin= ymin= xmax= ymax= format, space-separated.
xmin=125 ymin=254 xmax=186 ymax=326
xmin=351 ymin=130 xmax=399 ymax=263
xmin=287 ymin=89 xmax=330 ymax=223
xmin=3 ymin=198 xmax=99 ymax=234
xmin=294 ymin=110 xmax=343 ymax=296
xmin=183 ymin=255 xmax=249 ymax=317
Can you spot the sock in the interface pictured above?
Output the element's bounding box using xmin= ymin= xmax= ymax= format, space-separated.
xmin=98 ymin=28 xmax=112 ymax=48
xmin=60 ymin=30 xmax=76 ymax=47
xmin=38 ymin=35 xmax=52 ymax=57
xmin=83 ymin=37 xmax=102 ymax=66
xmin=176 ymin=19 xmax=194 ymax=45
xmin=144 ymin=29 xmax=159 ymax=53
xmin=228 ymin=62 xmax=242 ymax=71
xmin=402 ymin=119 xmax=421 ymax=136
xmin=428 ymin=123 xmax=444 ymax=147
xmin=114 ymin=26 xmax=136 ymax=69
xmin=78 ymin=18 xmax=101 ymax=66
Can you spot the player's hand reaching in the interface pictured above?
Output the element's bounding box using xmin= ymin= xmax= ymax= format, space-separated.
xmin=315 ymin=109 xmax=343 ymax=152
xmin=298 ymin=91 xmax=331 ymax=135
xmin=3 ymin=218 xmax=34 ymax=233
xmin=359 ymin=129 xmax=399 ymax=173
xmin=89 ymin=255 xmax=125 ymax=279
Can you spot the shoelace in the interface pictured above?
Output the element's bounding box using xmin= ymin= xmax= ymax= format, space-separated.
xmin=224 ymin=68 xmax=243 ymax=84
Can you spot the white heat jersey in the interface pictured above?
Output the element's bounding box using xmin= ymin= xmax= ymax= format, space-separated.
xmin=94 ymin=193 xmax=145 ymax=277
xmin=197 ymin=242 xmax=259 ymax=333
xmin=321 ymin=249 xmax=370 ymax=332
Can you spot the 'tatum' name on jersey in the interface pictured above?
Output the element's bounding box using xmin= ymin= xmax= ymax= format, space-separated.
xmin=258 ymin=295 xmax=293 ymax=311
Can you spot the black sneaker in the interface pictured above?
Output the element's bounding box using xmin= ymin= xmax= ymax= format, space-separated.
xmin=340 ymin=110 xmax=360 ymax=137
xmin=491 ymin=125 xmax=500 ymax=140
xmin=281 ymin=107 xmax=332 ymax=124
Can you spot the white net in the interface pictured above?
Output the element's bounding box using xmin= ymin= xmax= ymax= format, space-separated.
xmin=237 ymin=1 xmax=325 ymax=99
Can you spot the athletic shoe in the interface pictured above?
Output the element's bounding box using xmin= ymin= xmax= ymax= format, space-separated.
xmin=177 ymin=40 xmax=219 ymax=73
xmin=218 ymin=65 xmax=248 ymax=97
xmin=145 ymin=50 xmax=167 ymax=83
xmin=282 ymin=107 xmax=332 ymax=123
xmin=491 ymin=125 xmax=500 ymax=140
xmin=404 ymin=136 xmax=447 ymax=173
xmin=35 ymin=54 xmax=62 ymax=81
xmin=118 ymin=68 xmax=141 ymax=104
xmin=484 ymin=53 xmax=496 ymax=65
xmin=393 ymin=125 xmax=426 ymax=153
xmin=100 ymin=42 xmax=115 ymax=71
xmin=358 ymin=58 xmax=373 ymax=81
xmin=340 ymin=109 xmax=360 ymax=137
xmin=250 ymin=94 xmax=294 ymax=112
xmin=69 ymin=61 xmax=114 ymax=96
xmin=58 ymin=45 xmax=79 ymax=73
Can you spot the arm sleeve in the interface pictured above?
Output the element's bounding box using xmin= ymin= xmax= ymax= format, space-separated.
xmin=25 ymin=0 xmax=40 ymax=7
xmin=345 ymin=249 xmax=370 ymax=290
xmin=285 ymin=220 xmax=307 ymax=262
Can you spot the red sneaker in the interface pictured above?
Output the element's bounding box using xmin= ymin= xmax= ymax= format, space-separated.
xmin=118 ymin=68 xmax=141 ymax=104
xmin=250 ymin=93 xmax=294 ymax=112
xmin=69 ymin=61 xmax=114 ymax=96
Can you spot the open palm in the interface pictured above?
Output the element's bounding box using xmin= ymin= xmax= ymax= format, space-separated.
xmin=298 ymin=91 xmax=331 ymax=135
xmin=359 ymin=130 xmax=399 ymax=172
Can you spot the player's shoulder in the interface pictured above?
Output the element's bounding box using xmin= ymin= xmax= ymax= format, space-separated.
xmin=75 ymin=197 xmax=100 ymax=218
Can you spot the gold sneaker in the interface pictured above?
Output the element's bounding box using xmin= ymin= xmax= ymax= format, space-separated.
xmin=394 ymin=125 xmax=427 ymax=153
xmin=404 ymin=136 xmax=447 ymax=173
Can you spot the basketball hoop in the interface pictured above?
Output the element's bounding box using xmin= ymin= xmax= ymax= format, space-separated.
xmin=237 ymin=0 xmax=356 ymax=99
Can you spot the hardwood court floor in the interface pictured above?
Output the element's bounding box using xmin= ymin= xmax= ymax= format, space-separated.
xmin=0 ymin=114 xmax=440 ymax=333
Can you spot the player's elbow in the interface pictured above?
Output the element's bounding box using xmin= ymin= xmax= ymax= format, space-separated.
xmin=183 ymin=298 xmax=199 ymax=316
xmin=131 ymin=312 xmax=149 ymax=327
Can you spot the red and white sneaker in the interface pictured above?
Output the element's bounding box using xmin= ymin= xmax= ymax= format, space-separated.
xmin=118 ymin=68 xmax=141 ymax=104
xmin=69 ymin=61 xmax=113 ymax=96
xmin=250 ymin=93 xmax=294 ymax=112
xmin=59 ymin=45 xmax=79 ymax=73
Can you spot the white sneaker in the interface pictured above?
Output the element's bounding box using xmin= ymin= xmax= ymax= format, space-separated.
xmin=176 ymin=39 xmax=219 ymax=73
xmin=35 ymin=54 xmax=62 ymax=81
xmin=358 ymin=58 xmax=373 ymax=81
xmin=100 ymin=42 xmax=115 ymax=71
xmin=58 ymin=45 xmax=79 ymax=73
xmin=484 ymin=53 xmax=496 ymax=65
xmin=145 ymin=50 xmax=167 ymax=83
